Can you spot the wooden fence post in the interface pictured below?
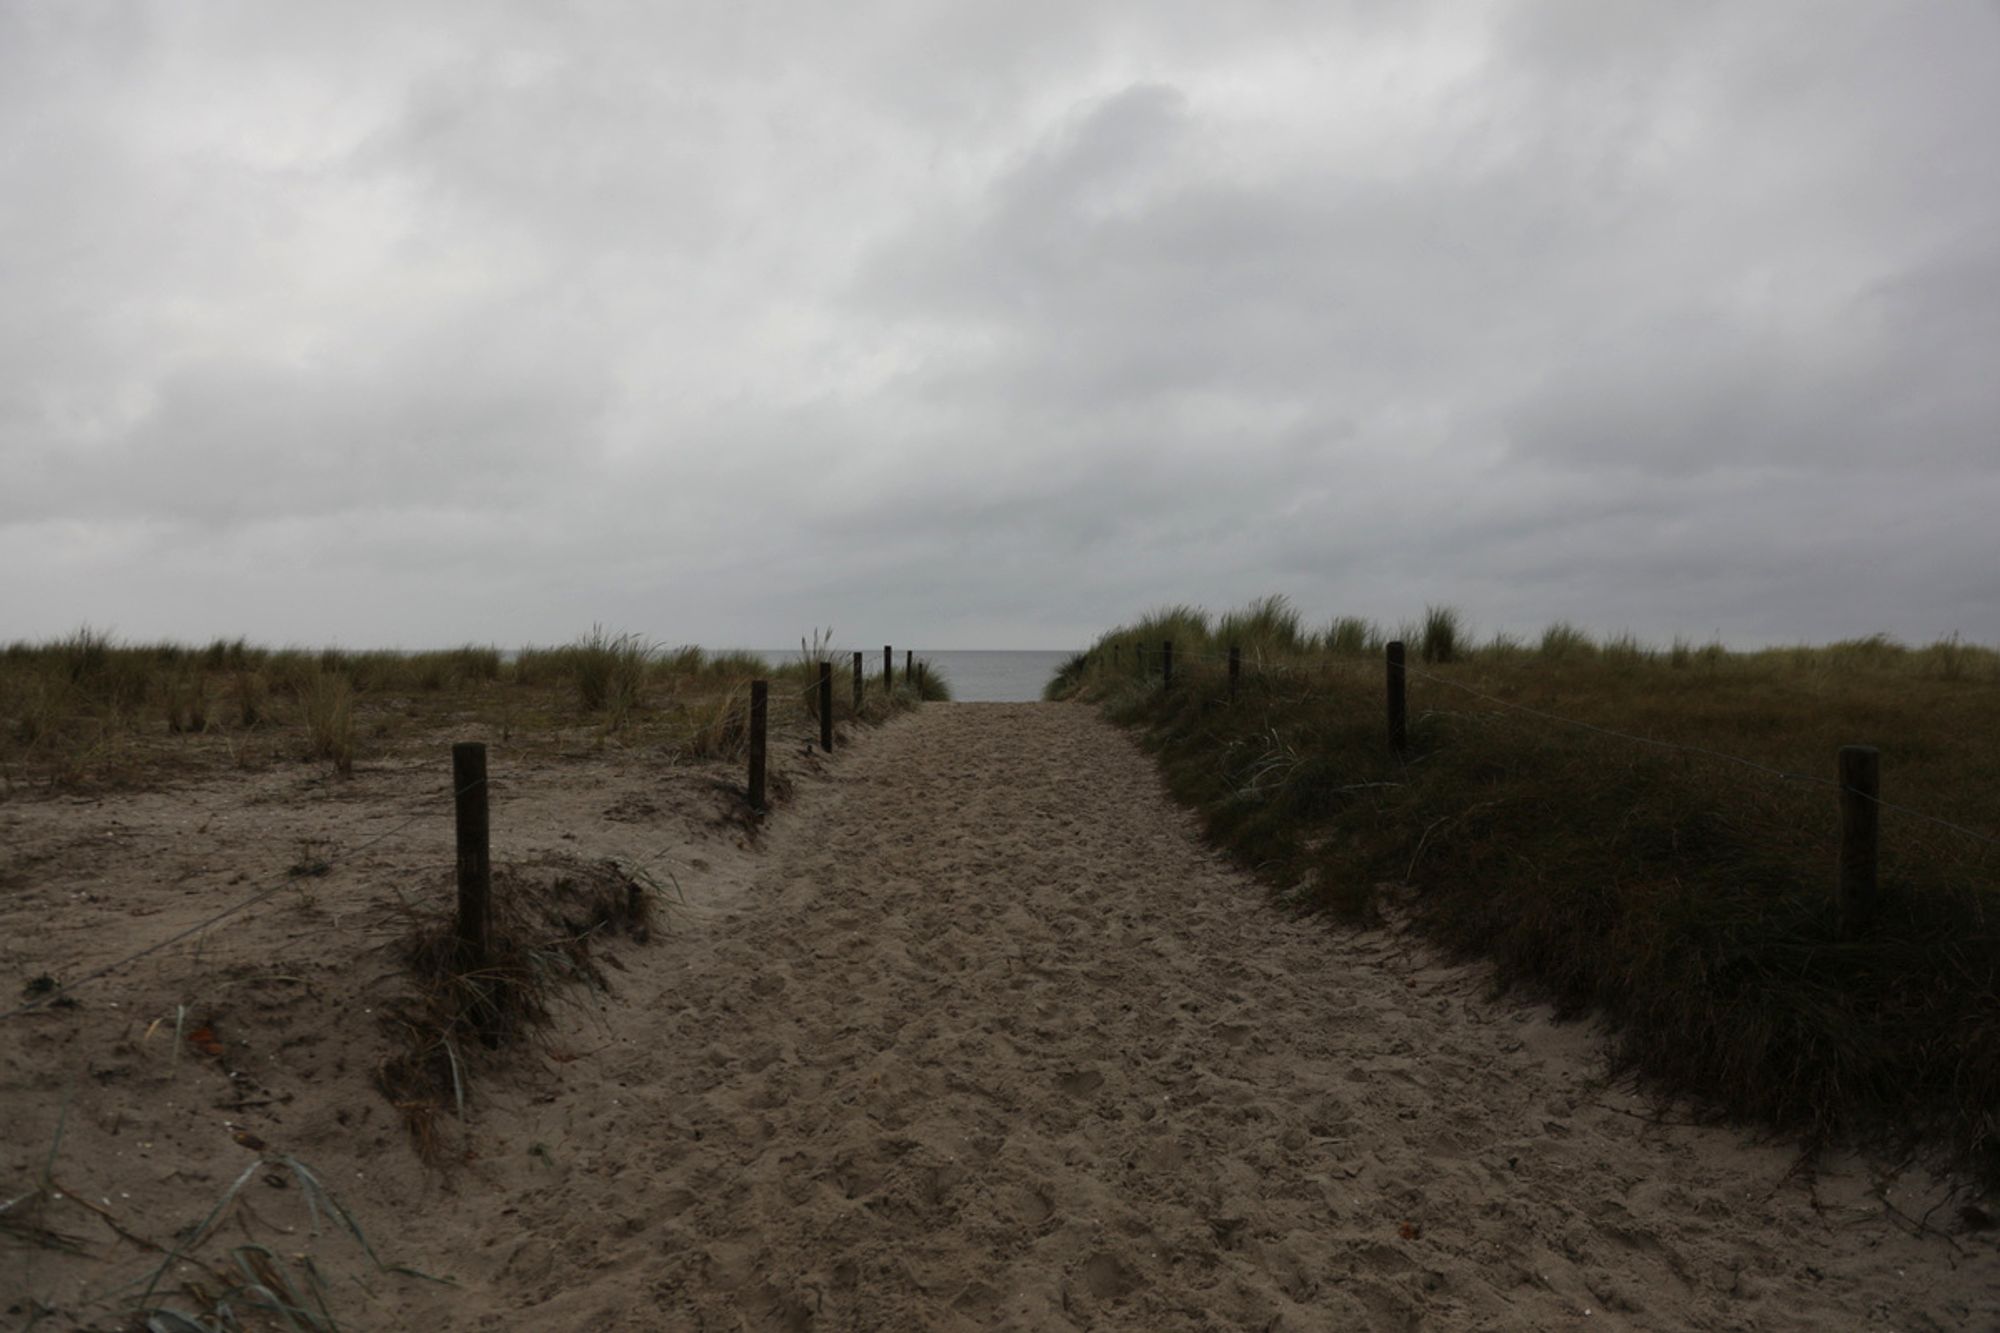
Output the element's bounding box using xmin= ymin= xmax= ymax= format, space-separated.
xmin=819 ymin=662 xmax=834 ymax=752
xmin=905 ymin=649 xmax=913 ymax=685
xmin=452 ymin=742 xmax=491 ymax=972
xmin=851 ymin=651 xmax=863 ymax=714
xmin=1838 ymin=744 xmax=1881 ymax=936
xmin=1162 ymin=640 xmax=1173 ymax=689
xmin=748 ymin=680 xmax=768 ymax=811
xmin=884 ymin=645 xmax=893 ymax=692
xmin=1386 ymin=640 xmax=1407 ymax=755
xmin=1228 ymin=644 xmax=1241 ymax=701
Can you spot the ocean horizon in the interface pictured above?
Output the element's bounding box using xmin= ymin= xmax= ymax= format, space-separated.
xmin=743 ymin=648 xmax=1076 ymax=704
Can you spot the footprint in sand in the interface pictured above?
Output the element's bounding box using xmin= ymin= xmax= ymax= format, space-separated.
xmin=1056 ymin=1068 xmax=1104 ymax=1096
xmin=1078 ymin=1249 xmax=1142 ymax=1301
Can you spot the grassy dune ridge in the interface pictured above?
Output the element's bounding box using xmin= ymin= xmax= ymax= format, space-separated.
xmin=1049 ymin=597 xmax=2000 ymax=1177
xmin=0 ymin=627 xmax=949 ymax=791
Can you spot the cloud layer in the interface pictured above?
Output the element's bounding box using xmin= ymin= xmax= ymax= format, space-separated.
xmin=5 ymin=1 xmax=1997 ymax=647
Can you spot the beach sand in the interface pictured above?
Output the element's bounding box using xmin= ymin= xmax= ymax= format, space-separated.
xmin=4 ymin=703 xmax=1995 ymax=1329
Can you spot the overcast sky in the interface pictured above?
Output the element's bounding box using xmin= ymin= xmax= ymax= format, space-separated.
xmin=5 ymin=1 xmax=1997 ymax=650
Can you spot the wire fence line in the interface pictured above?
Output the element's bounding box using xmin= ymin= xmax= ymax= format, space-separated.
xmin=3 ymin=776 xmax=485 ymax=1021
xmin=4 ymin=711 xmax=750 ymax=1023
xmin=1100 ymin=639 xmax=2000 ymax=851
xmin=6 ymin=655 xmax=930 ymax=1023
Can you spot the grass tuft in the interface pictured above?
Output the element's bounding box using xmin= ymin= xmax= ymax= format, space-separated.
xmin=377 ymin=859 xmax=659 ymax=1163
xmin=299 ymin=670 xmax=355 ymax=776
xmin=1539 ymin=621 xmax=1597 ymax=660
xmin=1324 ymin=616 xmax=1380 ymax=656
xmin=1419 ymin=605 xmax=1463 ymax=664
xmin=1216 ymin=595 xmax=1308 ymax=660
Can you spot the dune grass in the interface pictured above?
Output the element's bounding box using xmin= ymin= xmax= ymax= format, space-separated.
xmin=0 ymin=629 xmax=947 ymax=792
xmin=1051 ymin=599 xmax=2000 ymax=1178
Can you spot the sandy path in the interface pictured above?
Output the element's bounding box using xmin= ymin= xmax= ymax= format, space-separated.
xmin=453 ymin=703 xmax=1996 ymax=1330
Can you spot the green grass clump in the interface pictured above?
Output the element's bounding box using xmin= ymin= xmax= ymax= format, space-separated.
xmin=1044 ymin=651 xmax=1091 ymax=701
xmin=909 ymin=656 xmax=952 ymax=702
xmin=1419 ymin=605 xmax=1463 ymax=664
xmin=1216 ymin=595 xmax=1308 ymax=661
xmin=1053 ymin=595 xmax=2000 ymax=1178
xmin=567 ymin=626 xmax=651 ymax=721
xmin=1539 ymin=621 xmax=1597 ymax=660
xmin=299 ymin=669 xmax=356 ymax=776
xmin=1323 ymin=616 xmax=1381 ymax=656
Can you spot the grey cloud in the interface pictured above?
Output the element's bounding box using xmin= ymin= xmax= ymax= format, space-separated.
xmin=3 ymin=1 xmax=1997 ymax=649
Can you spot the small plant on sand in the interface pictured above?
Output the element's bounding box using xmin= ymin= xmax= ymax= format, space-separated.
xmin=377 ymin=859 xmax=659 ymax=1163
xmin=126 ymin=1154 xmax=436 ymax=1330
xmin=13 ymin=1090 xmax=438 ymax=1330
xmin=910 ymin=657 xmax=951 ymax=701
xmin=164 ymin=666 xmax=210 ymax=734
xmin=1043 ymin=651 xmax=1091 ymax=701
xmin=299 ymin=670 xmax=355 ymax=776
xmin=230 ymin=669 xmax=266 ymax=728
xmin=571 ymin=626 xmax=653 ymax=726
xmin=797 ymin=628 xmax=838 ymax=721
xmin=677 ymin=685 xmax=751 ymax=759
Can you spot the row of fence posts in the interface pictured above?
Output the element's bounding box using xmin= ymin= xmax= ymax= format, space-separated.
xmin=449 ymin=646 xmax=923 ymax=979
xmin=791 ymin=645 xmax=918 ymax=801
xmin=447 ymin=634 xmax=1888 ymax=974
xmin=1107 ymin=636 xmax=1885 ymax=938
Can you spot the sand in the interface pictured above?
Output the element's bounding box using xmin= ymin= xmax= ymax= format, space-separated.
xmin=4 ymin=702 xmax=1996 ymax=1329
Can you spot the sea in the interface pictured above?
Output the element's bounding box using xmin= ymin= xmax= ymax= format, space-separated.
xmin=748 ymin=649 xmax=1078 ymax=703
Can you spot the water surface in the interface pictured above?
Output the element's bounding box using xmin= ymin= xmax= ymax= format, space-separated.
xmin=747 ymin=648 xmax=1077 ymax=703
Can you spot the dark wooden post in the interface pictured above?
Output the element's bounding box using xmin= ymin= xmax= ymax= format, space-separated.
xmin=905 ymin=649 xmax=913 ymax=684
xmin=747 ymin=680 xmax=768 ymax=810
xmin=1838 ymin=745 xmax=1881 ymax=936
xmin=1386 ymin=641 xmax=1408 ymax=755
xmin=819 ymin=662 xmax=834 ymax=752
xmin=851 ymin=651 xmax=863 ymax=714
xmin=452 ymin=742 xmax=491 ymax=972
xmin=884 ymin=645 xmax=893 ymax=691
xmin=1162 ymin=640 xmax=1173 ymax=689
xmin=1228 ymin=645 xmax=1241 ymax=701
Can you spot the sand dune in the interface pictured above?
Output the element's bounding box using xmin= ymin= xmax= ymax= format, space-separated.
xmin=5 ymin=702 xmax=1995 ymax=1329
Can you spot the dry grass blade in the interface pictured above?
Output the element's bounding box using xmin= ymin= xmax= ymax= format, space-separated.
xmin=376 ymin=858 xmax=658 ymax=1163
xmin=0 ymin=1189 xmax=88 ymax=1253
xmin=138 ymin=1158 xmax=264 ymax=1306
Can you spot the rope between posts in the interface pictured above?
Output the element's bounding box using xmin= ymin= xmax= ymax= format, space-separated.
xmin=1393 ymin=659 xmax=1832 ymax=788
xmin=6 ymin=652 xmax=931 ymax=1022
xmin=3 ymin=776 xmax=487 ymax=1021
xmin=1392 ymin=660 xmax=1999 ymax=847
xmin=1109 ymin=642 xmax=2000 ymax=850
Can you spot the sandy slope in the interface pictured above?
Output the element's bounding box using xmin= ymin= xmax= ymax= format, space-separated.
xmin=415 ymin=703 xmax=1995 ymax=1329
xmin=5 ymin=702 xmax=1996 ymax=1330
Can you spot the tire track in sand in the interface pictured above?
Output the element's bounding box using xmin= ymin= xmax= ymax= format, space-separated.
xmin=483 ymin=703 xmax=1998 ymax=1331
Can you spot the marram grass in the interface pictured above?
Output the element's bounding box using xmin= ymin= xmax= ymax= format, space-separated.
xmin=0 ymin=630 xmax=947 ymax=791
xmin=1053 ymin=599 xmax=2000 ymax=1179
